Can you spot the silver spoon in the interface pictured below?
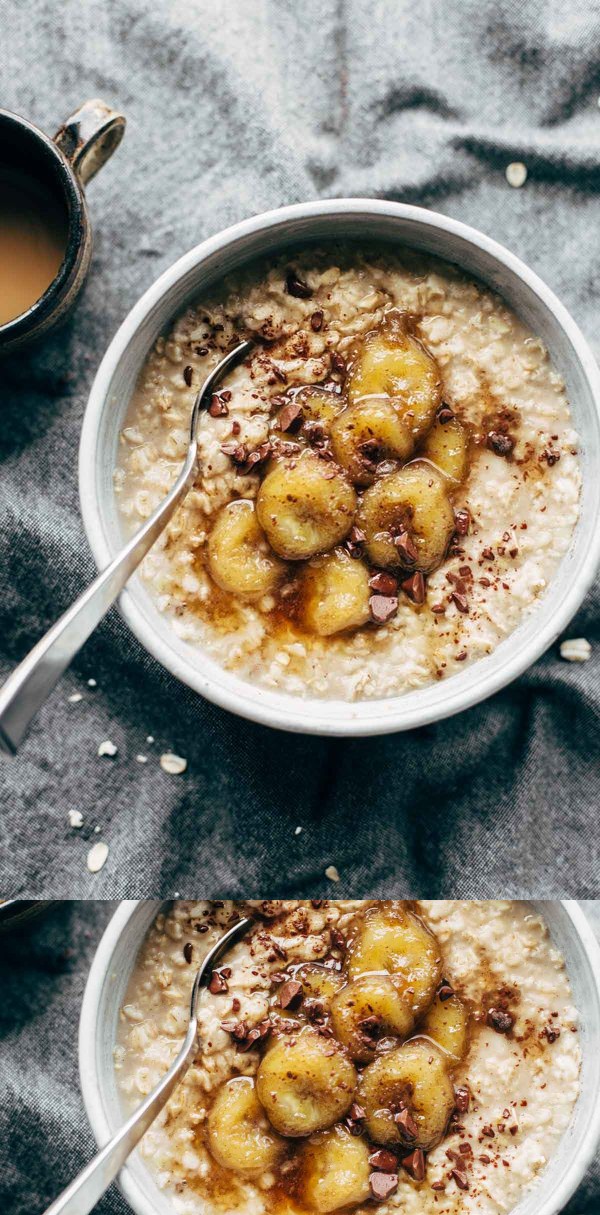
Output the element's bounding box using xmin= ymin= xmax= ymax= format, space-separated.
xmin=0 ymin=339 xmax=254 ymax=757
xmin=43 ymin=914 xmax=254 ymax=1215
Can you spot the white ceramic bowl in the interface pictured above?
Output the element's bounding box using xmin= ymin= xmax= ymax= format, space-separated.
xmin=79 ymin=199 xmax=600 ymax=736
xmin=80 ymin=900 xmax=600 ymax=1215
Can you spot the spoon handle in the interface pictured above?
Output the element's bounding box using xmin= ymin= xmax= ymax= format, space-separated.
xmin=43 ymin=1014 xmax=198 ymax=1215
xmin=0 ymin=443 xmax=197 ymax=758
xmin=42 ymin=916 xmax=253 ymax=1215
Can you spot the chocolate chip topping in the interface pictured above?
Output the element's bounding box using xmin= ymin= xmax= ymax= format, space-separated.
xmin=394 ymin=1108 xmax=418 ymax=1141
xmin=454 ymin=508 xmax=471 ymax=536
xmin=209 ymin=394 xmax=230 ymax=417
xmin=368 ymin=1149 xmax=399 ymax=1173
xmin=369 ymin=1172 xmax=399 ymax=1200
xmin=437 ymin=404 xmax=455 ymax=424
xmin=401 ymin=571 xmax=426 ymax=605
xmin=183 ymin=942 xmax=193 ymax=964
xmin=183 ymin=365 xmax=193 ymax=387
xmin=454 ymin=1085 xmax=471 ymax=1113
xmin=451 ymin=1168 xmax=469 ymax=1191
xmin=278 ymin=979 xmax=303 ymax=1010
xmin=369 ymin=594 xmax=399 ymax=624
xmin=486 ymin=1007 xmax=514 ymax=1034
xmin=277 ymin=401 xmax=303 ymax=432
xmin=401 ymin=1148 xmax=426 ymax=1182
xmin=285 ymin=269 xmax=313 ymax=299
xmin=236 ymin=1018 xmax=273 ymax=1052
xmin=331 ymin=352 xmax=347 ymax=376
xmin=208 ymin=970 xmax=229 ymax=994
xmin=487 ymin=431 xmax=515 ymax=457
xmin=450 ymin=591 xmax=469 ymax=613
xmin=369 ymin=571 xmax=398 ymax=596
xmin=220 ymin=442 xmax=248 ymax=462
xmin=437 ymin=979 xmax=455 ymax=1002
xmin=394 ymin=531 xmax=418 ymax=564
xmin=310 ymin=310 xmax=324 ymax=331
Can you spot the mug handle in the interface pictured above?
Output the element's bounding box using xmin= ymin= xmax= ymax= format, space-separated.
xmin=53 ymin=98 xmax=125 ymax=186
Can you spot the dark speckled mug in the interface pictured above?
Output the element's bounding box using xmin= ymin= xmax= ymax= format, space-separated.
xmin=0 ymin=99 xmax=125 ymax=354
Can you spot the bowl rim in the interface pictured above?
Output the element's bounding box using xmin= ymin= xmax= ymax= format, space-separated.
xmin=79 ymin=198 xmax=600 ymax=737
xmin=79 ymin=899 xmax=600 ymax=1215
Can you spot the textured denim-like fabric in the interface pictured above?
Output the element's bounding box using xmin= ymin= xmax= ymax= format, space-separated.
xmin=0 ymin=0 xmax=599 ymax=898
xmin=0 ymin=902 xmax=598 ymax=1214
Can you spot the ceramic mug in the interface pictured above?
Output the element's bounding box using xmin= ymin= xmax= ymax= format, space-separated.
xmin=0 ymin=99 xmax=125 ymax=355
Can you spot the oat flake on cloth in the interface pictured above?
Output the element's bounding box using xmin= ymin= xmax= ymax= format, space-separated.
xmin=0 ymin=0 xmax=599 ymax=898
xmin=0 ymin=902 xmax=598 ymax=1214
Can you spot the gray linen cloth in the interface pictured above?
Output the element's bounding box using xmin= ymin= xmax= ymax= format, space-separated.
xmin=0 ymin=0 xmax=599 ymax=896
xmin=0 ymin=901 xmax=599 ymax=1214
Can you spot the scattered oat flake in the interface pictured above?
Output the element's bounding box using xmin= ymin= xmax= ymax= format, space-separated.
xmin=136 ymin=754 xmax=148 ymax=764
xmin=98 ymin=740 xmax=117 ymax=757
xmin=87 ymin=678 xmax=97 ymax=688
xmin=146 ymin=735 xmax=155 ymax=744
xmin=295 ymin=826 xmax=303 ymax=836
xmin=505 ymin=161 xmax=527 ymax=188
xmin=560 ymin=638 xmax=591 ymax=662
xmin=68 ymin=810 xmax=83 ymax=828
xmin=160 ymin=752 xmax=187 ymax=775
xmin=325 ymin=864 xmax=340 ymax=883
xmin=68 ymin=692 xmax=83 ymax=704
xmin=87 ymin=842 xmax=109 ymax=873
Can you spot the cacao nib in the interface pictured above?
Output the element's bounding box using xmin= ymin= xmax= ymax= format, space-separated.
xmin=285 ymin=269 xmax=313 ymax=299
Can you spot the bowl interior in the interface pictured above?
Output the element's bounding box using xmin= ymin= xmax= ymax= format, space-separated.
xmin=81 ymin=204 xmax=600 ymax=734
xmin=80 ymin=900 xmax=600 ymax=1215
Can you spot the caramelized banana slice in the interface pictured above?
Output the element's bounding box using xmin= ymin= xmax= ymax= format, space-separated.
xmin=297 ymin=386 xmax=346 ymax=428
xmin=420 ymin=415 xmax=469 ymax=483
xmin=299 ymin=549 xmax=371 ymax=636
xmin=295 ymin=1126 xmax=371 ymax=1213
xmin=331 ymin=399 xmax=413 ymax=486
xmin=347 ymin=905 xmax=442 ymax=1017
xmin=348 ymin=313 xmax=442 ymax=440
xmin=256 ymin=1025 xmax=357 ymax=1137
xmin=358 ymin=1041 xmax=454 ymax=1150
xmin=356 ymin=463 xmax=455 ymax=573
xmin=331 ymin=975 xmax=414 ymax=1063
xmin=207 ymin=1077 xmax=285 ymax=1176
xmin=295 ymin=962 xmax=347 ymax=1007
xmin=417 ymin=990 xmax=469 ymax=1064
xmin=207 ymin=499 xmax=286 ymax=597
xmin=256 ymin=450 xmax=357 ymax=560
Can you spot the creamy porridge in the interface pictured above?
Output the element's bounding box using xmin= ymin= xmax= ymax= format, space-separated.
xmin=116 ymin=900 xmax=580 ymax=1215
xmin=115 ymin=248 xmax=581 ymax=700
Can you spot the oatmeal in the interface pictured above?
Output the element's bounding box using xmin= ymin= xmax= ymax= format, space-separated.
xmin=115 ymin=248 xmax=581 ymax=700
xmin=116 ymin=900 xmax=580 ymax=1215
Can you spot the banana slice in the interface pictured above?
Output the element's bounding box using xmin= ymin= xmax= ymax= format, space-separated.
xmin=420 ymin=415 xmax=469 ymax=483
xmin=356 ymin=462 xmax=455 ymax=573
xmin=256 ymin=450 xmax=357 ymax=560
xmin=295 ymin=962 xmax=347 ymax=1007
xmin=294 ymin=1126 xmax=371 ymax=1213
xmin=416 ymin=990 xmax=469 ymax=1064
xmin=207 ymin=1076 xmax=285 ymax=1176
xmin=297 ymin=386 xmax=346 ymax=428
xmin=348 ymin=312 xmax=442 ymax=440
xmin=330 ymin=399 xmax=413 ymax=486
xmin=331 ymin=975 xmax=414 ymax=1063
xmin=207 ymin=499 xmax=286 ymax=598
xmin=358 ymin=1040 xmax=454 ymax=1150
xmin=298 ymin=549 xmax=371 ymax=636
xmin=346 ymin=905 xmax=442 ymax=1018
xmin=256 ymin=1025 xmax=357 ymax=1137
